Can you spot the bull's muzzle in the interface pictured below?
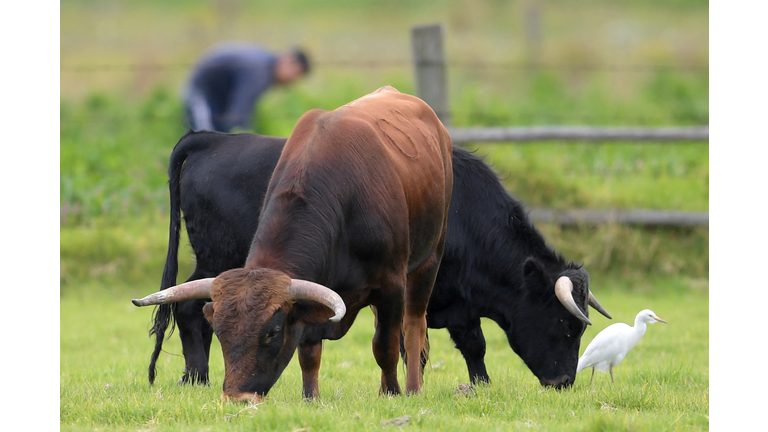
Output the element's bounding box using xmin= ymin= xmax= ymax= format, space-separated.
xmin=221 ymin=391 xmax=264 ymax=404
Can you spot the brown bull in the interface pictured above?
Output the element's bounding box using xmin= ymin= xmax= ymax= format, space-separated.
xmin=133 ymin=86 xmax=454 ymax=403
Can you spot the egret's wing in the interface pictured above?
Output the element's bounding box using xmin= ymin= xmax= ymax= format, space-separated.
xmin=578 ymin=323 xmax=630 ymax=371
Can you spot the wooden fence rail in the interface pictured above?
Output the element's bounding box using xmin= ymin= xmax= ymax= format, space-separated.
xmin=528 ymin=208 xmax=709 ymax=227
xmin=448 ymin=125 xmax=709 ymax=144
xmin=411 ymin=23 xmax=709 ymax=227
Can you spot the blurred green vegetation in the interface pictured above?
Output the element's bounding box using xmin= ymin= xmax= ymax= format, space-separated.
xmin=59 ymin=73 xmax=709 ymax=297
xmin=60 ymin=69 xmax=708 ymax=223
xmin=60 ymin=0 xmax=708 ymax=295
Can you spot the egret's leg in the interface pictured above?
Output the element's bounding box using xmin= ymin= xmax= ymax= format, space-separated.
xmin=590 ymin=367 xmax=595 ymax=384
xmin=609 ymin=366 xmax=614 ymax=384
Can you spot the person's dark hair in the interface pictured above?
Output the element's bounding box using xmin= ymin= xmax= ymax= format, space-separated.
xmin=292 ymin=48 xmax=310 ymax=74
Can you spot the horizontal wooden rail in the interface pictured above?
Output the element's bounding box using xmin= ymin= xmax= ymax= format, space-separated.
xmin=528 ymin=208 xmax=709 ymax=226
xmin=448 ymin=126 xmax=709 ymax=144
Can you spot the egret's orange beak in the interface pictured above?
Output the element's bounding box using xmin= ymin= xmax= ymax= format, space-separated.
xmin=653 ymin=316 xmax=667 ymax=323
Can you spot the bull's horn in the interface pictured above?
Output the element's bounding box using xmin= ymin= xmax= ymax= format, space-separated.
xmin=288 ymin=279 xmax=347 ymax=322
xmin=588 ymin=291 xmax=612 ymax=319
xmin=554 ymin=276 xmax=592 ymax=326
xmin=132 ymin=278 xmax=215 ymax=307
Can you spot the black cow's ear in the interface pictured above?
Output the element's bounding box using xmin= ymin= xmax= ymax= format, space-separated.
xmin=523 ymin=257 xmax=544 ymax=279
xmin=523 ymin=257 xmax=549 ymax=286
xmin=202 ymin=301 xmax=215 ymax=323
xmin=523 ymin=258 xmax=555 ymax=295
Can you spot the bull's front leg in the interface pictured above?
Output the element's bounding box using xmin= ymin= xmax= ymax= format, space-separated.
xmin=403 ymin=255 xmax=441 ymax=394
xmin=371 ymin=289 xmax=404 ymax=395
xmin=298 ymin=342 xmax=323 ymax=399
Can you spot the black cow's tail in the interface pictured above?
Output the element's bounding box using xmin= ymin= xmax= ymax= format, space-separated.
xmin=147 ymin=130 xmax=197 ymax=385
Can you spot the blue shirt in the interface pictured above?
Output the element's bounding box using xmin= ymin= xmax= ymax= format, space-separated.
xmin=186 ymin=43 xmax=277 ymax=132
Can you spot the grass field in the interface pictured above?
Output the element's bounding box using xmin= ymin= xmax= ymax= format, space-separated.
xmin=61 ymin=284 xmax=708 ymax=431
xmin=60 ymin=0 xmax=709 ymax=430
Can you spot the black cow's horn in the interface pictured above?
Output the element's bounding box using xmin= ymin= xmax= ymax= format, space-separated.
xmin=131 ymin=278 xmax=215 ymax=307
xmin=554 ymin=276 xmax=592 ymax=326
xmin=588 ymin=291 xmax=612 ymax=319
xmin=288 ymin=279 xmax=347 ymax=322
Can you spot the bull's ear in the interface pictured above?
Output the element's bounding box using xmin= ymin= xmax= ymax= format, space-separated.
xmin=202 ymin=301 xmax=215 ymax=323
xmin=291 ymin=300 xmax=337 ymax=325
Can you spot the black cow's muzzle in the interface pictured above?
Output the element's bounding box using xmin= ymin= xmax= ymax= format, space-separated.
xmin=539 ymin=375 xmax=574 ymax=389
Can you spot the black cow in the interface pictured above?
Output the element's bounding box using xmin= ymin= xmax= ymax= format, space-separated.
xmin=146 ymin=129 xmax=611 ymax=390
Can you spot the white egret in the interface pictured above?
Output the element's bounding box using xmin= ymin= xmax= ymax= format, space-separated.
xmin=577 ymin=309 xmax=667 ymax=384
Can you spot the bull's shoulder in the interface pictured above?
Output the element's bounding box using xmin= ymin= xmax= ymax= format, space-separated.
xmin=281 ymin=109 xmax=330 ymax=157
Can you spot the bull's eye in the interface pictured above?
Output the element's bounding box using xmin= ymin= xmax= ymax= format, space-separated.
xmin=262 ymin=326 xmax=282 ymax=345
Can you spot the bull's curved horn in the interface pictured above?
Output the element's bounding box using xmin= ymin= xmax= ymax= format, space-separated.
xmin=288 ymin=279 xmax=346 ymax=322
xmin=554 ymin=276 xmax=592 ymax=326
xmin=588 ymin=291 xmax=612 ymax=319
xmin=132 ymin=278 xmax=215 ymax=307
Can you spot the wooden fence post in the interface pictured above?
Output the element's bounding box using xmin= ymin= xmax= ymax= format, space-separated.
xmin=411 ymin=24 xmax=451 ymax=126
xmin=525 ymin=2 xmax=542 ymax=67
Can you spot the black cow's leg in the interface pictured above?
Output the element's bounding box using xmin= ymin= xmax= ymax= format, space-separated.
xmin=447 ymin=320 xmax=490 ymax=385
xmin=174 ymin=298 xmax=212 ymax=385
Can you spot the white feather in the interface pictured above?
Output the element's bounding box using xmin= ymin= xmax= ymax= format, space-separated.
xmin=577 ymin=309 xmax=666 ymax=382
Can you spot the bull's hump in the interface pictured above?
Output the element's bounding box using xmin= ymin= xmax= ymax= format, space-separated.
xmin=344 ymin=85 xmax=401 ymax=107
xmin=342 ymin=86 xmax=428 ymax=115
xmin=336 ymin=89 xmax=442 ymax=157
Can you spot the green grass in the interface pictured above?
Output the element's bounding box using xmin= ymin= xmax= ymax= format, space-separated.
xmin=61 ymin=285 xmax=708 ymax=431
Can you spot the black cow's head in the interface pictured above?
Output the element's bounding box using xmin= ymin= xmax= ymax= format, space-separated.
xmin=132 ymin=268 xmax=345 ymax=403
xmin=506 ymin=258 xmax=610 ymax=389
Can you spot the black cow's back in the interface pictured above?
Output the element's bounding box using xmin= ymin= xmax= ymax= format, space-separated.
xmin=178 ymin=132 xmax=286 ymax=277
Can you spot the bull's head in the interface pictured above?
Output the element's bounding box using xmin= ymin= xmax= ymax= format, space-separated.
xmin=132 ymin=268 xmax=346 ymax=403
xmin=506 ymin=258 xmax=611 ymax=389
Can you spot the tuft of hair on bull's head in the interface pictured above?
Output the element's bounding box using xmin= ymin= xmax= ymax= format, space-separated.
xmin=506 ymin=258 xmax=611 ymax=390
xmin=132 ymin=267 xmax=346 ymax=403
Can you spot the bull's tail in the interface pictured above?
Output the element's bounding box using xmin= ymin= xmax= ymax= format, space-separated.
xmin=147 ymin=130 xmax=201 ymax=385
